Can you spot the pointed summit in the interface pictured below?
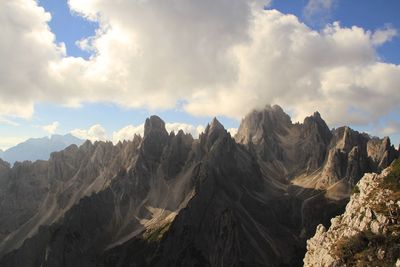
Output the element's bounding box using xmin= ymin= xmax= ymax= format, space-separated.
xmin=141 ymin=116 xmax=169 ymax=162
xmin=209 ymin=117 xmax=224 ymax=133
xmin=304 ymin=111 xmax=325 ymax=126
xmin=203 ymin=117 xmax=226 ymax=138
xmin=235 ymin=105 xmax=291 ymax=145
xmin=302 ymin=111 xmax=332 ymax=145
xmin=198 ymin=117 xmax=229 ymax=152
xmin=313 ymin=111 xmax=321 ymax=118
xmin=144 ymin=115 xmax=168 ymax=138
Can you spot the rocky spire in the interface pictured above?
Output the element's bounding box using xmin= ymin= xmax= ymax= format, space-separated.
xmin=141 ymin=115 xmax=169 ymax=163
xmin=144 ymin=115 xmax=168 ymax=138
xmin=204 ymin=117 xmax=227 ymax=137
xmin=302 ymin=111 xmax=332 ymax=145
xmin=235 ymin=104 xmax=292 ymax=145
xmin=198 ymin=117 xmax=229 ymax=154
xmin=205 ymin=117 xmax=225 ymax=137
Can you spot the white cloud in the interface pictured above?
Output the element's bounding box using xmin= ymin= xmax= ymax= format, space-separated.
xmin=1 ymin=0 xmax=400 ymax=139
xmin=0 ymin=0 xmax=65 ymax=118
xmin=303 ymin=0 xmax=337 ymax=24
xmin=165 ymin=123 xmax=205 ymax=138
xmin=112 ymin=124 xmax=144 ymax=143
xmin=112 ymin=122 xmax=205 ymax=143
xmin=228 ymin=128 xmax=238 ymax=136
xmin=42 ymin=121 xmax=59 ymax=134
xmin=71 ymin=124 xmax=107 ymax=141
xmin=75 ymin=122 xmax=205 ymax=143
xmin=372 ymin=25 xmax=397 ymax=46
xmin=185 ymin=15 xmax=400 ymax=127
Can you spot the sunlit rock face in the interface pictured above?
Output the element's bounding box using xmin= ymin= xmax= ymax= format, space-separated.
xmin=0 ymin=107 xmax=398 ymax=267
xmin=304 ymin=162 xmax=400 ymax=267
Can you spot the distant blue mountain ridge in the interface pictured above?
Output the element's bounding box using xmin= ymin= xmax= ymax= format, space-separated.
xmin=0 ymin=134 xmax=84 ymax=165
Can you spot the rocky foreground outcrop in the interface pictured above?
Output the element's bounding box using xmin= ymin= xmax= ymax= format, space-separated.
xmin=304 ymin=160 xmax=400 ymax=266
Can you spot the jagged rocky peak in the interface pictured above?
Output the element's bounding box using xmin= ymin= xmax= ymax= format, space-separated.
xmin=302 ymin=111 xmax=332 ymax=143
xmin=235 ymin=105 xmax=332 ymax=147
xmin=199 ymin=117 xmax=230 ymax=152
xmin=315 ymin=127 xmax=399 ymax=189
xmin=331 ymin=126 xmax=367 ymax=152
xmin=234 ymin=105 xmax=334 ymax=177
xmin=141 ymin=115 xmax=169 ymax=162
xmin=144 ymin=115 xmax=168 ymax=137
xmin=235 ymin=104 xmax=292 ymax=144
xmin=79 ymin=139 xmax=95 ymax=154
xmin=174 ymin=129 xmax=194 ymax=145
xmin=133 ymin=133 xmax=143 ymax=143
xmin=303 ymin=111 xmax=322 ymax=124
xmin=161 ymin=129 xmax=194 ymax=179
xmin=209 ymin=117 xmax=225 ymax=133
xmin=368 ymin=136 xmax=399 ymax=170
xmin=204 ymin=117 xmax=227 ymax=139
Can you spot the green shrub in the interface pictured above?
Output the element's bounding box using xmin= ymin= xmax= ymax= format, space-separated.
xmin=333 ymin=230 xmax=400 ymax=266
xmin=383 ymin=159 xmax=400 ymax=192
xmin=352 ymin=185 xmax=360 ymax=194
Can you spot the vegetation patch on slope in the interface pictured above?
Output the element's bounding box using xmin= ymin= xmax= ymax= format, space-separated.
xmin=334 ymin=230 xmax=400 ymax=266
xmin=382 ymin=159 xmax=400 ymax=195
xmin=144 ymin=221 xmax=172 ymax=243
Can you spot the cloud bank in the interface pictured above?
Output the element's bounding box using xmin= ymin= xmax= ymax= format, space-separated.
xmin=94 ymin=122 xmax=206 ymax=143
xmin=73 ymin=122 xmax=236 ymax=143
xmin=71 ymin=124 xmax=107 ymax=141
xmin=42 ymin=121 xmax=60 ymax=135
xmin=1 ymin=0 xmax=399 ymax=131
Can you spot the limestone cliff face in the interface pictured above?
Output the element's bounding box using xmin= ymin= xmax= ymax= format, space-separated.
xmin=316 ymin=127 xmax=398 ymax=190
xmin=304 ymin=161 xmax=400 ymax=267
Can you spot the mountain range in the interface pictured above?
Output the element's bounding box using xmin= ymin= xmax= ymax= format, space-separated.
xmin=0 ymin=134 xmax=84 ymax=165
xmin=0 ymin=105 xmax=398 ymax=266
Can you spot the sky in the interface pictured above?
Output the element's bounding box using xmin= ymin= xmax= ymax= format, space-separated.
xmin=0 ymin=0 xmax=399 ymax=150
